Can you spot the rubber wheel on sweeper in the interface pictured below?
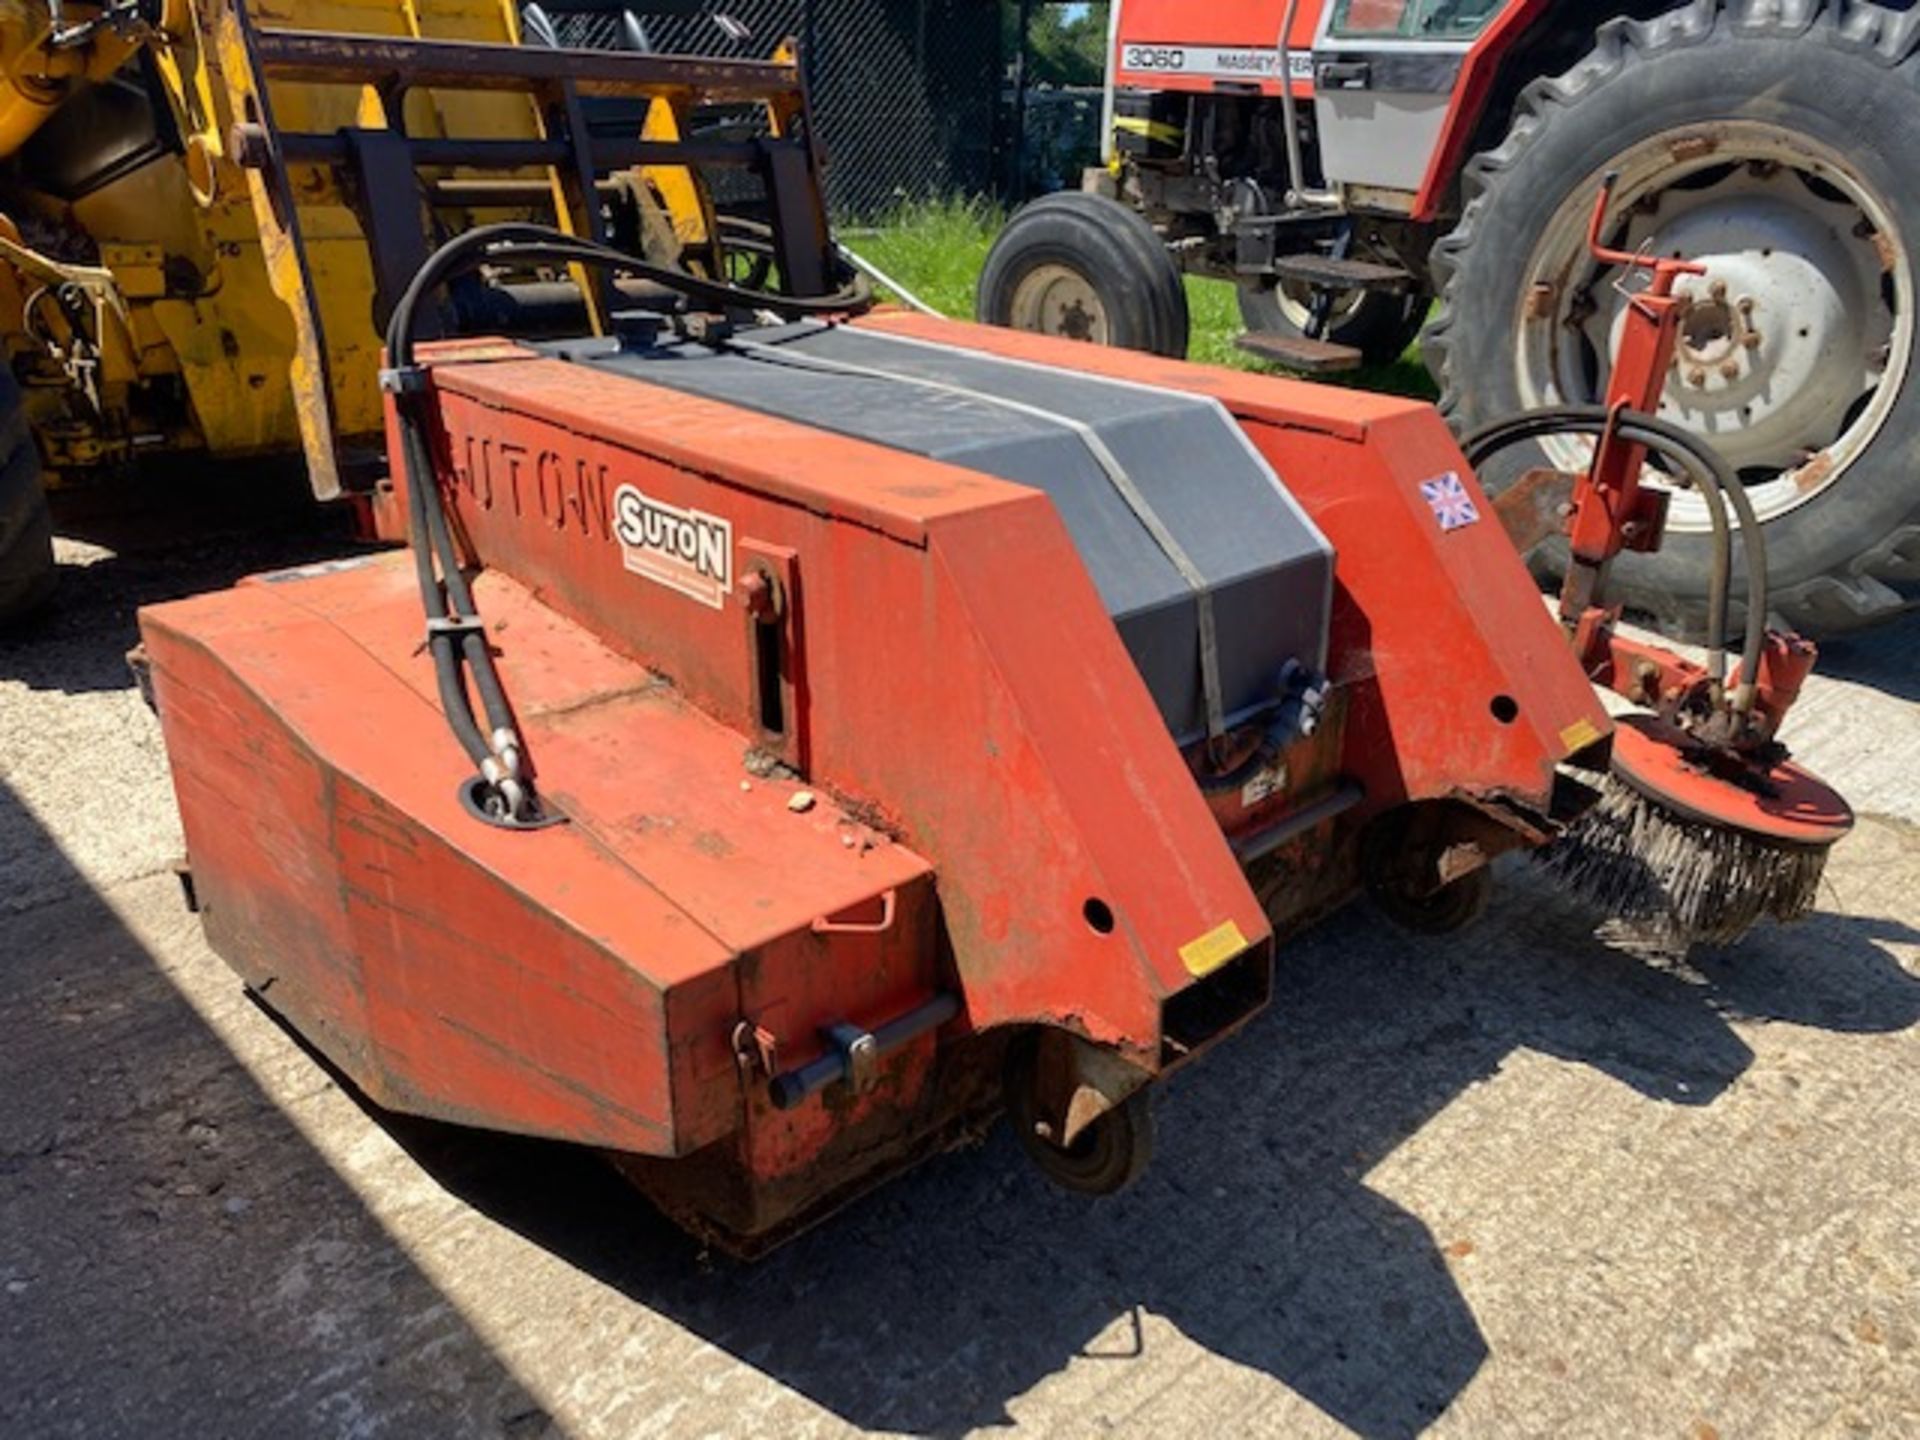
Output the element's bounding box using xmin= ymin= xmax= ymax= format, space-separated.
xmin=1424 ymin=1 xmax=1920 ymax=639
xmin=1004 ymin=1031 xmax=1155 ymax=1196
xmin=977 ymin=191 xmax=1191 ymax=359
xmin=1369 ymin=864 xmax=1494 ymax=937
xmin=0 ymin=367 xmax=54 ymax=627
xmin=1013 ymin=1087 xmax=1155 ymax=1196
xmin=1360 ymin=804 xmax=1496 ymax=937
xmin=1238 ymin=275 xmax=1428 ymax=367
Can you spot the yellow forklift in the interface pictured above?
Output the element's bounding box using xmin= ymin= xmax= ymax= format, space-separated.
xmin=0 ymin=0 xmax=812 ymax=618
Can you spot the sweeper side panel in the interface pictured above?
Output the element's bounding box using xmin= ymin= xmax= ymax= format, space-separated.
xmin=142 ymin=560 xmax=943 ymax=1159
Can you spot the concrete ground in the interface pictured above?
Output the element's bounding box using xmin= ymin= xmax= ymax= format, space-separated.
xmin=2 ymin=493 xmax=1916 ymax=1440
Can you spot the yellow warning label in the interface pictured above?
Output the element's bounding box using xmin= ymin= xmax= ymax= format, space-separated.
xmin=1559 ymin=717 xmax=1604 ymax=754
xmin=1178 ymin=920 xmax=1250 ymax=978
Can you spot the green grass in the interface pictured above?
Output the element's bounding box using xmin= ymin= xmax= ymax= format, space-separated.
xmin=847 ymin=197 xmax=1436 ymax=399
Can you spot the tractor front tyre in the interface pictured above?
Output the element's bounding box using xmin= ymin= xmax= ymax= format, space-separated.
xmin=0 ymin=369 xmax=54 ymax=627
xmin=977 ymin=191 xmax=1190 ymax=359
xmin=1238 ymin=277 xmax=1427 ymax=367
xmin=1425 ymin=2 xmax=1920 ymax=638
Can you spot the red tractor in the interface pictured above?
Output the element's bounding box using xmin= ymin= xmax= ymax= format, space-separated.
xmin=980 ymin=0 xmax=1918 ymax=640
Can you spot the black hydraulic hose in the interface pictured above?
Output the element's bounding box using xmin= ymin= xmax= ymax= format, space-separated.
xmin=391 ymin=394 xmax=487 ymax=765
xmin=1462 ymin=406 xmax=1765 ymax=700
xmin=1588 ymin=410 xmax=1768 ymax=707
xmin=384 ymin=221 xmax=871 ymax=368
xmin=1462 ymin=409 xmax=1731 ymax=686
xmin=1647 ymin=415 xmax=1763 ymax=704
xmin=414 ymin=419 xmax=514 ymax=733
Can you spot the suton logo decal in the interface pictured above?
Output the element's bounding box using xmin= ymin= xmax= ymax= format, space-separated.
xmin=612 ymin=484 xmax=733 ymax=608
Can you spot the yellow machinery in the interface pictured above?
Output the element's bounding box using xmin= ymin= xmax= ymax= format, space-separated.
xmin=0 ymin=0 xmax=816 ymax=616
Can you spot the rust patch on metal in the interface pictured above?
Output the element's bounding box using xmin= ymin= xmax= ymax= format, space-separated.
xmin=1871 ymin=229 xmax=1898 ymax=273
xmin=1667 ymin=133 xmax=1720 ymax=164
xmin=1793 ymin=450 xmax=1836 ymax=494
xmin=1491 ymin=467 xmax=1578 ymax=553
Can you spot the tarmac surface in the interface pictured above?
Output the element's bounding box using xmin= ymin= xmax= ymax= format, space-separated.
xmin=2 ymin=490 xmax=1916 ymax=1439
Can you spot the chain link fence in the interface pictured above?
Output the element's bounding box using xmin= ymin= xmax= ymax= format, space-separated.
xmin=1011 ymin=85 xmax=1101 ymax=196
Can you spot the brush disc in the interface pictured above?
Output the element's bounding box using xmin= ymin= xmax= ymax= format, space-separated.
xmin=1609 ymin=715 xmax=1852 ymax=847
xmin=1539 ymin=715 xmax=1852 ymax=948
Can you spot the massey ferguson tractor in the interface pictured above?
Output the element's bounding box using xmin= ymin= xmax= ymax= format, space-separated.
xmin=980 ymin=0 xmax=1919 ymax=642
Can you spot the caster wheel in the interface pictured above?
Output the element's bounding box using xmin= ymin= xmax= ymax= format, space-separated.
xmin=1369 ymin=863 xmax=1493 ymax=936
xmin=1004 ymin=1032 xmax=1155 ymax=1195
xmin=1361 ymin=804 xmax=1496 ymax=936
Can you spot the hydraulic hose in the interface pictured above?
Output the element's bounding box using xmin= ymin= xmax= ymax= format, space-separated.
xmin=1462 ymin=408 xmax=1732 ymax=686
xmin=380 ymin=221 xmax=871 ymax=821
xmin=384 ymin=221 xmax=871 ymax=367
xmin=1462 ymin=405 xmax=1764 ymax=703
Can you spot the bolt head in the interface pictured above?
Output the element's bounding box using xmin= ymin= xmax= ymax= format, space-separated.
xmin=1687 ymin=367 xmax=1709 ymax=388
xmin=739 ymin=569 xmax=776 ymax=618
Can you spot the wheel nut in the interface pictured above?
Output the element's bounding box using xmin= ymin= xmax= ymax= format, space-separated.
xmin=1719 ymin=359 xmax=1741 ymax=380
xmin=1688 ymin=367 xmax=1708 ymax=387
xmin=1742 ymin=331 xmax=1761 ymax=349
xmin=1709 ymin=279 xmax=1728 ymax=302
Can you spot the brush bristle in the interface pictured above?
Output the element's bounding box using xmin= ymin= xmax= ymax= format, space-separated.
xmin=1540 ymin=773 xmax=1829 ymax=948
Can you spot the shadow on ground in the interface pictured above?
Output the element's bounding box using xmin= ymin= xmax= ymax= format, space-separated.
xmin=365 ymin=863 xmax=1920 ymax=1440
xmin=0 ymin=785 xmax=556 ymax=1438
xmin=1813 ymin=608 xmax=1920 ymax=702
xmin=1 ymin=462 xmax=365 ymax=695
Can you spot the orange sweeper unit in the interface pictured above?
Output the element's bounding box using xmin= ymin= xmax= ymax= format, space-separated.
xmin=137 ymin=54 xmax=1848 ymax=1252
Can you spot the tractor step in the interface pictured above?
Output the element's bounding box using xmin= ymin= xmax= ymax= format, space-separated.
xmin=1269 ymin=254 xmax=1413 ymax=292
xmin=1235 ymin=332 xmax=1365 ymax=374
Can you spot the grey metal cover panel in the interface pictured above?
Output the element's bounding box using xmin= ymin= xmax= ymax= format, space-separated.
xmin=557 ymin=321 xmax=1334 ymax=746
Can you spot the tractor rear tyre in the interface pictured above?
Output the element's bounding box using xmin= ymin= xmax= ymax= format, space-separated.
xmin=0 ymin=368 xmax=54 ymax=627
xmin=978 ymin=191 xmax=1191 ymax=359
xmin=1425 ymin=2 xmax=1920 ymax=638
xmin=1238 ymin=277 xmax=1427 ymax=368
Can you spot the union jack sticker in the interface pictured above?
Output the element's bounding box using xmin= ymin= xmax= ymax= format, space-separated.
xmin=1420 ymin=471 xmax=1480 ymax=532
